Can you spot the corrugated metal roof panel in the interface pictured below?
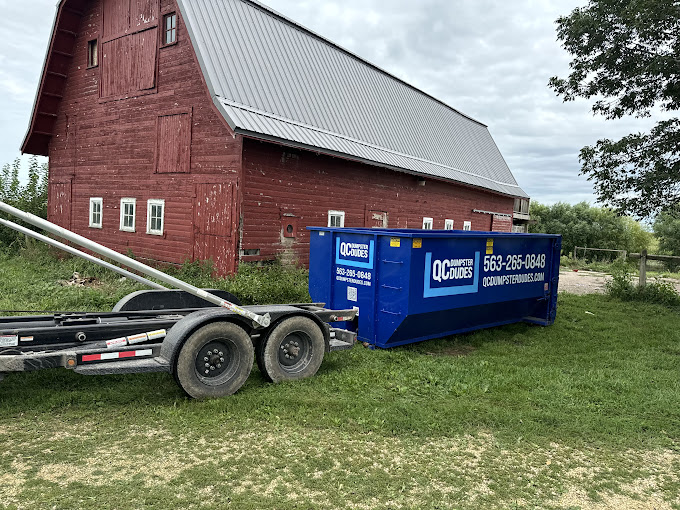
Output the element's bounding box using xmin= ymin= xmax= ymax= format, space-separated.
xmin=180 ymin=0 xmax=528 ymax=198
xmin=219 ymin=100 xmax=526 ymax=197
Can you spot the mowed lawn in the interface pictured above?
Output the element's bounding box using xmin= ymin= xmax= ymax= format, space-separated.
xmin=0 ymin=250 xmax=679 ymax=509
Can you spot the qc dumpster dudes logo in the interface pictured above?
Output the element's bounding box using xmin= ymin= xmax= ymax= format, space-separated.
xmin=423 ymin=252 xmax=481 ymax=298
xmin=335 ymin=238 xmax=375 ymax=269
xmin=335 ymin=238 xmax=375 ymax=290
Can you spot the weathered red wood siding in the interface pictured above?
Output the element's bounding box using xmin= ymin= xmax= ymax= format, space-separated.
xmin=47 ymin=0 xmax=241 ymax=274
xmin=240 ymin=139 xmax=514 ymax=267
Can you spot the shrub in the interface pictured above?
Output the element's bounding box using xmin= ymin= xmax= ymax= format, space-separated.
xmin=0 ymin=156 xmax=49 ymax=250
xmin=606 ymin=261 xmax=680 ymax=306
xmin=164 ymin=258 xmax=311 ymax=305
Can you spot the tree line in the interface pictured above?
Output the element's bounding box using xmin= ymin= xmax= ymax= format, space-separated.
xmin=530 ymin=201 xmax=680 ymax=260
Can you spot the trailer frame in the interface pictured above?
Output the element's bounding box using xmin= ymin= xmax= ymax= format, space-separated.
xmin=0 ymin=200 xmax=358 ymax=398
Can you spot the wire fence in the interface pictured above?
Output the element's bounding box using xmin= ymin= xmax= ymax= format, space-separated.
xmin=573 ymin=247 xmax=680 ymax=274
xmin=573 ymin=246 xmax=627 ymax=262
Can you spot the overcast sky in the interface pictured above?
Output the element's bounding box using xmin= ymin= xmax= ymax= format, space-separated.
xmin=0 ymin=0 xmax=665 ymax=205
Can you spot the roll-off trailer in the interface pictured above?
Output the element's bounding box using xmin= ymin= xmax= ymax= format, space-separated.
xmin=0 ymin=201 xmax=357 ymax=399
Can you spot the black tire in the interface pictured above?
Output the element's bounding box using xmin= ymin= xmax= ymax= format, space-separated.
xmin=261 ymin=316 xmax=325 ymax=383
xmin=175 ymin=321 xmax=254 ymax=399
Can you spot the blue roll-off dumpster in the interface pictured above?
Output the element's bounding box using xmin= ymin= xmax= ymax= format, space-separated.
xmin=308 ymin=228 xmax=562 ymax=349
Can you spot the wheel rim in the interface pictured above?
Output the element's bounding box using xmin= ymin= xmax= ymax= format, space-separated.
xmin=194 ymin=339 xmax=239 ymax=386
xmin=277 ymin=330 xmax=313 ymax=374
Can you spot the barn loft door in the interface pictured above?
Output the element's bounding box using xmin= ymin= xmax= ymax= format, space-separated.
xmin=194 ymin=182 xmax=235 ymax=275
xmin=48 ymin=180 xmax=72 ymax=230
xmin=365 ymin=209 xmax=388 ymax=228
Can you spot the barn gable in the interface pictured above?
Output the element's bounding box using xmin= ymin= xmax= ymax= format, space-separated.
xmin=178 ymin=0 xmax=528 ymax=198
xmin=24 ymin=0 xmax=527 ymax=199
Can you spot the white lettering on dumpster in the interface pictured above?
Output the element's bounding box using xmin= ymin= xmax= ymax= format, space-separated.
xmin=431 ymin=258 xmax=475 ymax=283
xmin=339 ymin=242 xmax=369 ymax=259
xmin=482 ymin=272 xmax=545 ymax=287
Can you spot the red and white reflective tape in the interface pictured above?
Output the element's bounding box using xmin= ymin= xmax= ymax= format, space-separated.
xmin=82 ymin=349 xmax=154 ymax=363
xmin=106 ymin=329 xmax=166 ymax=349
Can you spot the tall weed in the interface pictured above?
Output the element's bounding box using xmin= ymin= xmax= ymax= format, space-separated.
xmin=606 ymin=261 xmax=680 ymax=306
xmin=0 ymin=156 xmax=49 ymax=250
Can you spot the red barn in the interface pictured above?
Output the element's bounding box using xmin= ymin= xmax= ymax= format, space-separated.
xmin=22 ymin=0 xmax=530 ymax=275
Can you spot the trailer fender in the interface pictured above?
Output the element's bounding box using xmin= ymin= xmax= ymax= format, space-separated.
xmin=160 ymin=309 xmax=251 ymax=373
xmin=113 ymin=289 xmax=242 ymax=312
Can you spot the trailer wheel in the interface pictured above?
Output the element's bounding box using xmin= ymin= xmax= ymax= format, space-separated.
xmin=261 ymin=316 xmax=325 ymax=383
xmin=175 ymin=322 xmax=254 ymax=399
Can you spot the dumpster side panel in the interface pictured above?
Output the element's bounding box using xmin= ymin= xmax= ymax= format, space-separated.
xmin=313 ymin=230 xmax=380 ymax=343
xmin=309 ymin=230 xmax=334 ymax=306
xmin=374 ymin=235 xmax=412 ymax=345
xmin=309 ymin=228 xmax=561 ymax=349
xmin=370 ymin=234 xmax=560 ymax=348
xmin=410 ymin=235 xmax=556 ymax=312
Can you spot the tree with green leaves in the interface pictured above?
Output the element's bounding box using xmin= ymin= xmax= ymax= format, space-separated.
xmin=530 ymin=201 xmax=652 ymax=257
xmin=653 ymin=209 xmax=680 ymax=256
xmin=0 ymin=156 xmax=49 ymax=248
xmin=549 ymin=0 xmax=680 ymax=218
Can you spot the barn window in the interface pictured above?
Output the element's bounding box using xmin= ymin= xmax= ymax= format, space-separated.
xmin=120 ymin=198 xmax=136 ymax=232
xmin=87 ymin=39 xmax=98 ymax=68
xmin=514 ymin=198 xmax=530 ymax=215
xmin=445 ymin=219 xmax=454 ymax=230
xmin=463 ymin=221 xmax=472 ymax=231
xmin=422 ymin=217 xmax=433 ymax=230
xmin=147 ymin=199 xmax=165 ymax=235
xmin=328 ymin=210 xmax=345 ymax=228
xmin=163 ymin=13 xmax=177 ymax=45
xmin=89 ymin=198 xmax=103 ymax=228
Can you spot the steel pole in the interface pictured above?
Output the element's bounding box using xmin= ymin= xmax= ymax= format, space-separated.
xmin=0 ymin=217 xmax=166 ymax=290
xmin=0 ymin=202 xmax=270 ymax=328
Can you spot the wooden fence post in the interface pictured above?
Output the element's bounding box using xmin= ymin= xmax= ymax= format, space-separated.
xmin=639 ymin=250 xmax=647 ymax=288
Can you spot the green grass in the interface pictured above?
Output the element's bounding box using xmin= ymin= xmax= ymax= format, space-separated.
xmin=1 ymin=248 xmax=679 ymax=509
xmin=0 ymin=243 xmax=310 ymax=314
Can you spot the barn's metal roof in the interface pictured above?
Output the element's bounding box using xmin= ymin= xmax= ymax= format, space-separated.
xmin=178 ymin=0 xmax=528 ymax=198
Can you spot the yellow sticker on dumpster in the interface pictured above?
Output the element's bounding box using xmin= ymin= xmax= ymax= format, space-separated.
xmin=412 ymin=238 xmax=422 ymax=249
xmin=390 ymin=238 xmax=401 ymax=248
xmin=486 ymin=238 xmax=494 ymax=255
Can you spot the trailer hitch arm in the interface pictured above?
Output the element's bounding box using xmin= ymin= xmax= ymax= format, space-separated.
xmin=0 ymin=201 xmax=271 ymax=328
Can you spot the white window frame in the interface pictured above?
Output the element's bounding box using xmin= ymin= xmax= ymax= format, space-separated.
xmin=422 ymin=217 xmax=433 ymax=230
xmin=119 ymin=198 xmax=136 ymax=233
xmin=328 ymin=210 xmax=345 ymax=228
xmin=445 ymin=219 xmax=454 ymax=230
xmin=146 ymin=199 xmax=165 ymax=236
xmin=463 ymin=221 xmax=472 ymax=231
xmin=89 ymin=198 xmax=103 ymax=229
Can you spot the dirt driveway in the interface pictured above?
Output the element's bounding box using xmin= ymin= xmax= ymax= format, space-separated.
xmin=559 ymin=269 xmax=680 ymax=295
xmin=559 ymin=270 xmax=610 ymax=295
